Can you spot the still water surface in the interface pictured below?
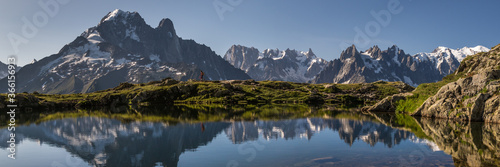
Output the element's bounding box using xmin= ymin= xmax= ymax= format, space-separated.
xmin=0 ymin=115 xmax=467 ymax=167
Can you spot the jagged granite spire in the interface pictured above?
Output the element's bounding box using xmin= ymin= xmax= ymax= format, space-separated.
xmin=311 ymin=44 xmax=487 ymax=86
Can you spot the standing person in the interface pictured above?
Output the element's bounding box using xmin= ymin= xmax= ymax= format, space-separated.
xmin=200 ymin=70 xmax=204 ymax=81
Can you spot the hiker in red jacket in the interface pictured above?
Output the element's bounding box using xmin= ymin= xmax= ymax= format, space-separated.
xmin=200 ymin=70 xmax=204 ymax=81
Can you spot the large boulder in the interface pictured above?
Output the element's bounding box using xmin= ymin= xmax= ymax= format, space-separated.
xmin=363 ymin=93 xmax=412 ymax=112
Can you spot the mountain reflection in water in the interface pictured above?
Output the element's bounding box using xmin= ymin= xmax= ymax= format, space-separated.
xmin=0 ymin=115 xmax=461 ymax=167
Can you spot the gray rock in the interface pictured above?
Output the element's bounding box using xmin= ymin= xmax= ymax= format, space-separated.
xmin=163 ymin=78 xmax=179 ymax=86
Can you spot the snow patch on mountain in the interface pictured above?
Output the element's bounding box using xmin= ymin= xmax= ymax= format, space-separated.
xmin=149 ymin=54 xmax=160 ymax=62
xmin=415 ymin=45 xmax=489 ymax=63
xmin=85 ymin=30 xmax=104 ymax=44
xmin=125 ymin=26 xmax=140 ymax=42
xmin=392 ymin=46 xmax=401 ymax=66
xmin=103 ymin=9 xmax=124 ymax=22
xmin=403 ymin=76 xmax=414 ymax=86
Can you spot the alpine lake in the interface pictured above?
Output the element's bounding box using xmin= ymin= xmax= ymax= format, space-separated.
xmin=1 ymin=104 xmax=499 ymax=167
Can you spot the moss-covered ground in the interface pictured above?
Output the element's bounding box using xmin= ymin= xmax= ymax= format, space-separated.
xmin=0 ymin=79 xmax=412 ymax=111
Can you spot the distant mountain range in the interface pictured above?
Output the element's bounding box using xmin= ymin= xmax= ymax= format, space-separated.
xmin=0 ymin=117 xmax=421 ymax=166
xmin=0 ymin=9 xmax=489 ymax=94
xmin=224 ymin=45 xmax=328 ymax=82
xmin=225 ymin=44 xmax=488 ymax=86
xmin=312 ymin=45 xmax=489 ymax=86
xmin=0 ymin=9 xmax=249 ymax=94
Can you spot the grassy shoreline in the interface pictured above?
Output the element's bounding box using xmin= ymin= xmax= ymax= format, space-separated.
xmin=1 ymin=79 xmax=413 ymax=112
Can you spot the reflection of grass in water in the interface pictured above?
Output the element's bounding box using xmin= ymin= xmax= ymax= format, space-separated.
xmin=38 ymin=110 xmax=180 ymax=124
xmin=177 ymin=103 xmax=315 ymax=121
xmin=331 ymin=112 xmax=373 ymax=122
xmin=20 ymin=104 xmax=380 ymax=125
xmin=393 ymin=114 xmax=432 ymax=140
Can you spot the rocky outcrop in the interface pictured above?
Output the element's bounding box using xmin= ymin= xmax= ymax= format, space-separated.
xmin=412 ymin=44 xmax=500 ymax=123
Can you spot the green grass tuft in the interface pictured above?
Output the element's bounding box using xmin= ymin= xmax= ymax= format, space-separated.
xmin=395 ymin=72 xmax=465 ymax=114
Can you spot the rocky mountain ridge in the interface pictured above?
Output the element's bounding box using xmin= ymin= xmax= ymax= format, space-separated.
xmin=224 ymin=45 xmax=328 ymax=82
xmin=0 ymin=9 xmax=249 ymax=94
xmin=312 ymin=45 xmax=489 ymax=86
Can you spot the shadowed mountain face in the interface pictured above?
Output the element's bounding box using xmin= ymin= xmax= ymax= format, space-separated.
xmin=0 ymin=9 xmax=249 ymax=94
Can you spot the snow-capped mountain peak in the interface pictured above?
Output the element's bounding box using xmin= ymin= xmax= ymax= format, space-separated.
xmin=101 ymin=9 xmax=138 ymax=24
xmin=103 ymin=9 xmax=125 ymax=22
xmin=452 ymin=45 xmax=490 ymax=61
xmin=433 ymin=46 xmax=450 ymax=53
xmin=390 ymin=45 xmax=399 ymax=51
xmin=471 ymin=45 xmax=489 ymax=52
xmin=419 ymin=45 xmax=490 ymax=62
xmin=305 ymin=48 xmax=316 ymax=58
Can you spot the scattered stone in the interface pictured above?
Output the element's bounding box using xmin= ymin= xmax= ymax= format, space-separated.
xmin=242 ymin=79 xmax=258 ymax=85
xmin=163 ymin=78 xmax=179 ymax=86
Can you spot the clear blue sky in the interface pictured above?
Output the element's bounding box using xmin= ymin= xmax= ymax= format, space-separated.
xmin=1 ymin=0 xmax=499 ymax=66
